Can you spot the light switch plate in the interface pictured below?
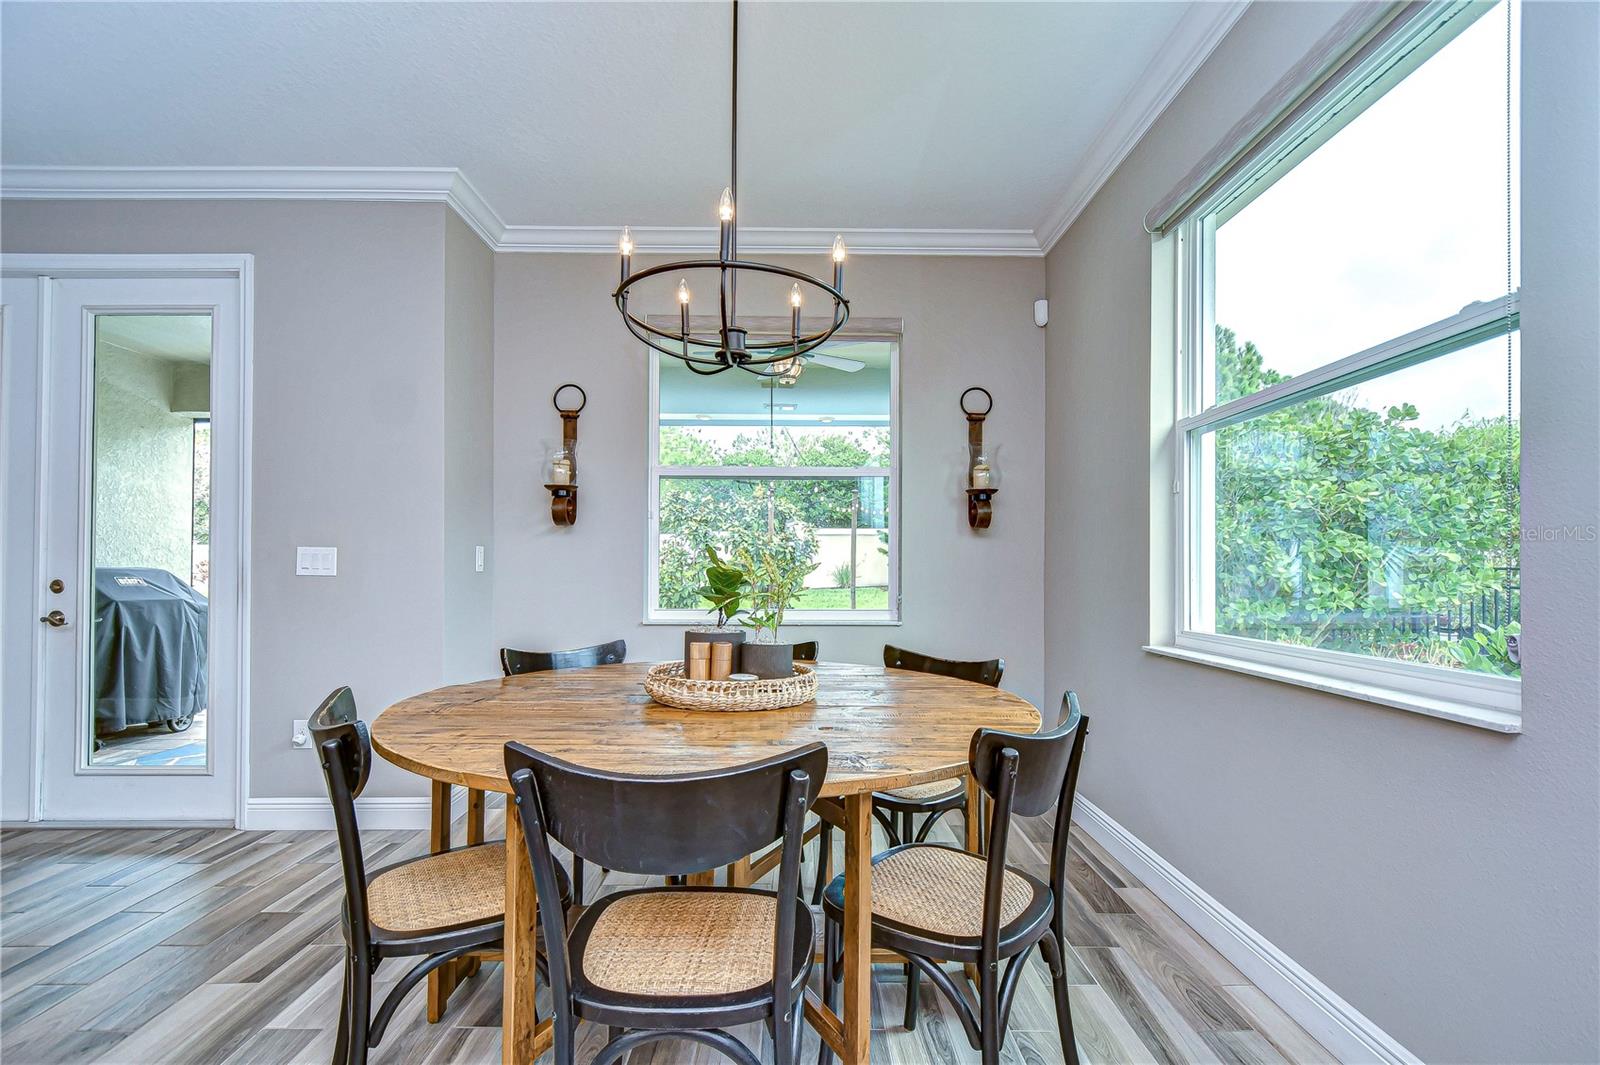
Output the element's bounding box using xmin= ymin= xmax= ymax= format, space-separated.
xmin=296 ymin=546 xmax=337 ymax=576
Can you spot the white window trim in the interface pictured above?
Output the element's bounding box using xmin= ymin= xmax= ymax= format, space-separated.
xmin=1152 ymin=193 xmax=1521 ymax=731
xmin=644 ymin=338 xmax=902 ymax=626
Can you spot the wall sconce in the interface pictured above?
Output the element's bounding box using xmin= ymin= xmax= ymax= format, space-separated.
xmin=962 ymin=387 xmax=999 ymax=529
xmin=545 ymin=383 xmax=585 ymax=526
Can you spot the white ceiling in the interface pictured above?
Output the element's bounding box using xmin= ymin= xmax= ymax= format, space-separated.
xmin=96 ymin=315 xmax=213 ymax=364
xmin=0 ymin=2 xmax=1242 ymax=250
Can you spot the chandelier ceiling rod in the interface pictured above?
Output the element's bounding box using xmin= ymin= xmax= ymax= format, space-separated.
xmin=611 ymin=0 xmax=850 ymax=376
xmin=725 ymin=0 xmax=739 ymax=329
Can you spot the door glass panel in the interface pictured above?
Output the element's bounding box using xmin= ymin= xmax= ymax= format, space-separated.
xmin=88 ymin=314 xmax=213 ymax=768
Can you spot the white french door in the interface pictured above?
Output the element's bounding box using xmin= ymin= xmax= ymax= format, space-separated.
xmin=4 ymin=265 xmax=248 ymax=823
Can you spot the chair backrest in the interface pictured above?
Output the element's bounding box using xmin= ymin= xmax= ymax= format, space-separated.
xmin=500 ymin=639 xmax=626 ymax=677
xmin=883 ymin=643 xmax=1004 ymax=687
xmin=505 ymin=741 xmax=826 ymax=1033
xmin=792 ymin=640 xmax=819 ymax=662
xmin=968 ymin=692 xmax=1088 ymax=956
xmin=505 ymin=742 xmax=827 ymax=876
xmin=309 ymin=686 xmax=373 ymax=942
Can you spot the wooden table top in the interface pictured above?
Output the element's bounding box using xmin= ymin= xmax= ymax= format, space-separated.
xmin=372 ymin=662 xmax=1040 ymax=798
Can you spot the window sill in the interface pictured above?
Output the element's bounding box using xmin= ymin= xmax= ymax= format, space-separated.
xmin=1141 ymin=644 xmax=1522 ymax=734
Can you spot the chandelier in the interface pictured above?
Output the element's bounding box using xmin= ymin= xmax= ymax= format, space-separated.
xmin=612 ymin=0 xmax=850 ymax=378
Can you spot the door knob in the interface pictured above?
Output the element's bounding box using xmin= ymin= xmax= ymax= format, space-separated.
xmin=39 ymin=610 xmax=67 ymax=627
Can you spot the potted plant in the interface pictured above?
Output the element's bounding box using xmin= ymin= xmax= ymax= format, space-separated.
xmin=684 ymin=546 xmax=750 ymax=672
xmin=735 ymin=541 xmax=818 ymax=679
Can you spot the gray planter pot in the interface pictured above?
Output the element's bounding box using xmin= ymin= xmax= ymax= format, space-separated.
xmin=739 ymin=641 xmax=795 ymax=680
xmin=683 ymin=628 xmax=745 ymax=677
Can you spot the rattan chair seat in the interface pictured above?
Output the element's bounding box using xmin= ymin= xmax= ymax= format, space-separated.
xmin=579 ymin=890 xmax=789 ymax=997
xmin=881 ymin=779 xmax=964 ymax=802
xmin=367 ymin=841 xmax=505 ymax=934
xmin=855 ymin=844 xmax=1037 ymax=939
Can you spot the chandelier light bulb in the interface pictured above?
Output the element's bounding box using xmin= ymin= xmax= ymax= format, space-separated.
xmin=790 ymin=283 xmax=803 ymax=308
xmin=619 ymin=226 xmax=633 ymax=256
xmin=832 ymin=235 xmax=847 ymax=263
xmin=677 ymin=278 xmax=692 ymax=305
xmin=718 ymin=187 xmax=734 ymax=222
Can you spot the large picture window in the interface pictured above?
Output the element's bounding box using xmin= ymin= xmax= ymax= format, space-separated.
xmin=1167 ymin=1 xmax=1519 ymax=719
xmin=648 ymin=330 xmax=899 ymax=623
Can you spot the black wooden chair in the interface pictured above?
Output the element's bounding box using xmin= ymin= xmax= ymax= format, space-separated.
xmin=808 ymin=644 xmax=1004 ymax=905
xmin=791 ymin=641 xmax=819 ymax=662
xmin=482 ymin=638 xmax=626 ymax=905
xmin=504 ymin=740 xmax=826 ymax=1065
xmin=310 ymin=687 xmax=569 ymax=1065
xmin=500 ymin=638 xmax=627 ymax=677
xmin=818 ymin=693 xmax=1088 ymax=1065
xmin=876 ymin=644 xmax=1005 ymax=846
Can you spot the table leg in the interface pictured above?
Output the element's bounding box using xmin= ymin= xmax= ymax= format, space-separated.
xmin=427 ymin=780 xmax=458 ymax=1022
xmin=467 ymin=788 xmax=486 ymax=845
xmin=502 ymin=807 xmax=541 ymax=1065
xmin=964 ymin=772 xmax=984 ymax=989
xmin=965 ymin=770 xmax=983 ymax=853
xmin=842 ymin=792 xmax=874 ymax=1065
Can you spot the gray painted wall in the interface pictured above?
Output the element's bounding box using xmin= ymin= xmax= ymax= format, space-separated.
xmin=92 ymin=348 xmax=197 ymax=578
xmin=0 ymin=202 xmax=1047 ymax=811
xmin=1042 ymin=3 xmax=1599 ymax=1061
xmin=492 ymin=252 xmax=1049 ymax=709
xmin=442 ymin=211 xmax=496 ymax=684
xmin=1 ymin=198 xmax=468 ymax=801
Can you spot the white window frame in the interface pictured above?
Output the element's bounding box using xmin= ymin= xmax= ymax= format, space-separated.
xmin=644 ymin=325 xmax=901 ymax=626
xmin=1152 ymin=7 xmax=1522 ymax=731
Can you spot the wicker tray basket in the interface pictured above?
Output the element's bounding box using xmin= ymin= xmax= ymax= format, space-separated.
xmin=644 ymin=661 xmax=817 ymax=712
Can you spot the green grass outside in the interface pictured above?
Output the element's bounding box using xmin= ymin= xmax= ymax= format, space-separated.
xmin=792 ymin=586 xmax=889 ymax=610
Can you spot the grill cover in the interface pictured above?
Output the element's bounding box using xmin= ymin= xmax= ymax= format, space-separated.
xmin=93 ymin=567 xmax=208 ymax=734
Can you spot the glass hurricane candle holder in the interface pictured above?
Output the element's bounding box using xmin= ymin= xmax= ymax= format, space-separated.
xmin=545 ymin=383 xmax=585 ymax=526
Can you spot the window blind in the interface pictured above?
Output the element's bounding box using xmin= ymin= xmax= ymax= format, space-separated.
xmin=1144 ymin=1 xmax=1488 ymax=236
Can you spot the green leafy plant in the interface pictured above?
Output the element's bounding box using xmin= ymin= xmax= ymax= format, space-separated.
xmin=830 ymin=561 xmax=853 ymax=589
xmin=1450 ymin=621 xmax=1521 ymax=675
xmin=1210 ymin=324 xmax=1521 ymax=676
xmin=696 ymin=547 xmax=750 ymax=629
xmin=738 ymin=540 xmax=819 ymax=642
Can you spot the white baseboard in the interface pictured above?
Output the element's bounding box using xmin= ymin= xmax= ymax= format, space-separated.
xmin=1072 ymin=797 xmax=1421 ymax=1065
xmin=243 ymin=795 xmax=433 ymax=831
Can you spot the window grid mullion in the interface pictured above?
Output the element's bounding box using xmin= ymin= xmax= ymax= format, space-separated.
xmin=1178 ymin=293 xmax=1519 ymax=436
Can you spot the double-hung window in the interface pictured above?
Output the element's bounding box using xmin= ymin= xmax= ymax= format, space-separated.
xmin=1163 ymin=1 xmax=1520 ymax=724
xmin=647 ymin=326 xmax=900 ymax=623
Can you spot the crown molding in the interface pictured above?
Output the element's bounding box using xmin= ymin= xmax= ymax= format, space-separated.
xmin=1 ymin=165 xmax=461 ymax=201
xmin=3 ymin=0 xmax=1250 ymax=268
xmin=1035 ymin=0 xmax=1250 ymax=254
xmin=1 ymin=166 xmax=1042 ymax=256
xmin=497 ymin=224 xmax=1041 ymax=256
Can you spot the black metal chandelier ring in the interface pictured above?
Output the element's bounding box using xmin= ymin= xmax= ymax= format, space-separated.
xmin=615 ymin=258 xmax=849 ymax=370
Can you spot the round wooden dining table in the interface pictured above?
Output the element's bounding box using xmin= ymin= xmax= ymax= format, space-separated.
xmin=372 ymin=661 xmax=1040 ymax=1065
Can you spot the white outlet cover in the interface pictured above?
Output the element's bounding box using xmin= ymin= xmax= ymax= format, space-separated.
xmin=475 ymin=545 xmax=485 ymax=572
xmin=296 ymin=546 xmax=337 ymax=576
xmin=292 ymin=718 xmax=311 ymax=748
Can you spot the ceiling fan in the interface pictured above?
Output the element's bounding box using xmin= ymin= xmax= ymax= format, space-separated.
xmin=807 ymin=352 xmax=864 ymax=372
xmin=762 ymin=349 xmax=864 ymax=387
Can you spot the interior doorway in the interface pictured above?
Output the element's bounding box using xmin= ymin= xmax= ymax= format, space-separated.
xmin=1 ymin=257 xmax=251 ymax=824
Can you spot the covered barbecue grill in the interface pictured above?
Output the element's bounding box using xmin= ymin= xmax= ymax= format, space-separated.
xmin=93 ymin=567 xmax=207 ymax=736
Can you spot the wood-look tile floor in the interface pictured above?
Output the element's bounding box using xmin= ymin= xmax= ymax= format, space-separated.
xmin=0 ymin=809 xmax=1333 ymax=1065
